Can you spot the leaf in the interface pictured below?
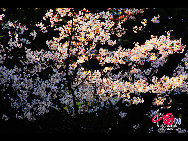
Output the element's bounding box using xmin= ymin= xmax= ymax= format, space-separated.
xmin=69 ymin=89 xmax=72 ymax=94
xmin=76 ymin=102 xmax=81 ymax=109
xmin=63 ymin=106 xmax=69 ymax=112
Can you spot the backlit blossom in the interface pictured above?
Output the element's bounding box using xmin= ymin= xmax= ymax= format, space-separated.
xmin=0 ymin=14 xmax=5 ymax=20
xmin=1 ymin=8 xmax=188 ymax=123
xmin=151 ymin=14 xmax=160 ymax=23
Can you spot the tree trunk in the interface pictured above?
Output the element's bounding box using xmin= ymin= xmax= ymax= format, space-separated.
xmin=64 ymin=9 xmax=81 ymax=132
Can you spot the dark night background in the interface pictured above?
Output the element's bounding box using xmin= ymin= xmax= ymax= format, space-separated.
xmin=0 ymin=8 xmax=188 ymax=133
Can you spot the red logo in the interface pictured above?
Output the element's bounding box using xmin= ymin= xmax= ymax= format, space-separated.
xmin=152 ymin=113 xmax=173 ymax=125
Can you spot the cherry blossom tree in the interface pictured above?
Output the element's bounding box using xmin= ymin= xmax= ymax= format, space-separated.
xmin=0 ymin=8 xmax=188 ymax=133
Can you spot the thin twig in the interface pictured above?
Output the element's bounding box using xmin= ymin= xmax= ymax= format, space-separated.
xmin=64 ymin=10 xmax=80 ymax=129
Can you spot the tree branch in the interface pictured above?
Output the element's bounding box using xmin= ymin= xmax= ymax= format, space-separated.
xmin=65 ymin=9 xmax=79 ymax=119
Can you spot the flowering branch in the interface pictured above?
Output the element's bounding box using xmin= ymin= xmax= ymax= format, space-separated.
xmin=64 ymin=9 xmax=79 ymax=119
xmin=1 ymin=8 xmax=188 ymax=127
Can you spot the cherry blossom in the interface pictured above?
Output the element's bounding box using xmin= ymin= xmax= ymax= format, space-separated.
xmin=0 ymin=14 xmax=5 ymax=20
xmin=151 ymin=14 xmax=160 ymax=23
xmin=0 ymin=8 xmax=187 ymax=126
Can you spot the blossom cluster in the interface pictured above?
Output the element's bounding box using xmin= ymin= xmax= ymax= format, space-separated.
xmin=95 ymin=31 xmax=186 ymax=68
xmin=43 ymin=7 xmax=145 ymax=66
xmin=0 ymin=8 xmax=188 ymax=122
